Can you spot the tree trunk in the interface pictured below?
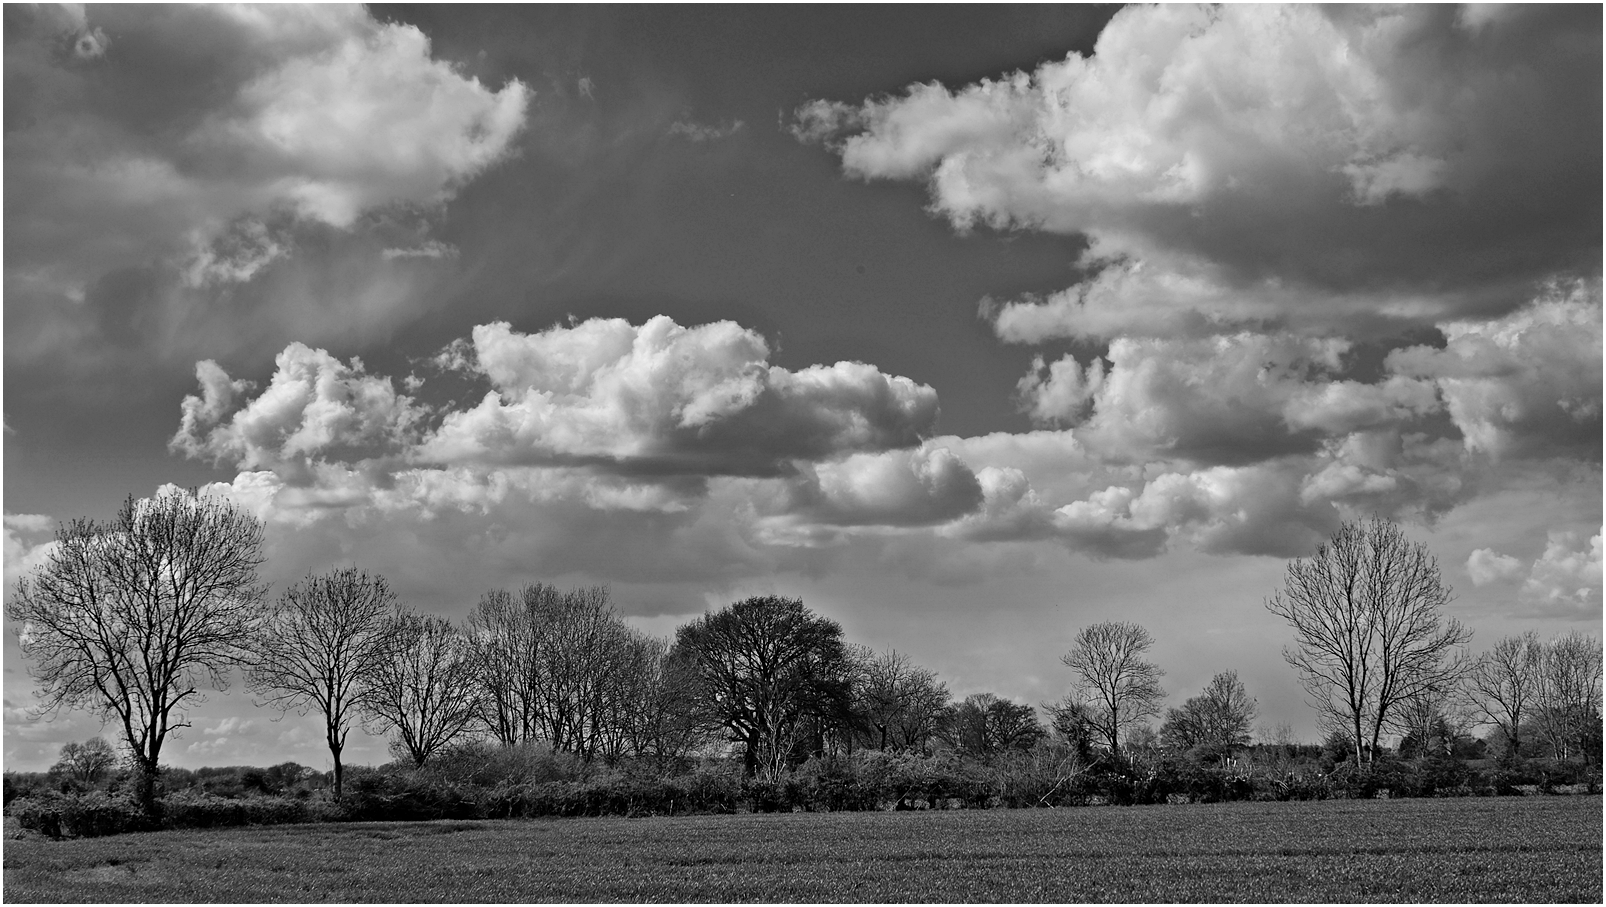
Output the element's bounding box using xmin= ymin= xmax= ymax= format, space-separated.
xmin=132 ymin=757 xmax=162 ymax=820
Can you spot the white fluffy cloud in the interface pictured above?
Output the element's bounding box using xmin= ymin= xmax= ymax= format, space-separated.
xmin=1388 ymin=283 xmax=1603 ymax=462
xmin=422 ymin=317 xmax=941 ymax=476
xmin=1466 ymin=548 xmax=1525 ymax=587
xmin=1521 ymin=531 xmax=1603 ymax=617
xmin=4 ymin=514 xmax=58 ymax=588
xmin=801 ymin=4 xmax=1599 ymax=340
xmin=172 ymin=344 xmax=423 ymax=483
xmin=5 ymin=4 xmax=529 ymax=375
xmin=7 ymin=5 xmax=527 ymax=290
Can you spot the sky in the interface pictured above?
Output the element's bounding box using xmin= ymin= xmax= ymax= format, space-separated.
xmin=4 ymin=4 xmax=1601 ymax=773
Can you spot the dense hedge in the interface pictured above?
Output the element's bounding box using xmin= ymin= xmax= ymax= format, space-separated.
xmin=9 ymin=749 xmax=1601 ymax=839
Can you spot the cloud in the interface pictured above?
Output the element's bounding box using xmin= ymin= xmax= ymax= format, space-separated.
xmin=1019 ymin=332 xmax=1439 ymax=467
xmin=667 ymin=119 xmax=745 ymax=143
xmin=4 ymin=514 xmax=58 ymax=588
xmin=1388 ymin=281 xmax=1602 ymax=462
xmin=5 ymin=4 xmax=529 ymax=373
xmin=800 ymin=4 xmax=1601 ymax=340
xmin=418 ymin=317 xmax=941 ymax=477
xmin=172 ymin=345 xmax=424 ymax=483
xmin=1466 ymin=548 xmax=1525 ymax=586
xmin=1519 ymin=531 xmax=1603 ymax=617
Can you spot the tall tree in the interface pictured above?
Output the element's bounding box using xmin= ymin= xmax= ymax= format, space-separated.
xmin=1061 ymin=621 xmax=1166 ymax=757
xmin=362 ymin=612 xmax=477 ymax=767
xmin=1463 ymin=631 xmax=1543 ymax=762
xmin=672 ymin=595 xmax=851 ymax=775
xmin=8 ymin=490 xmax=266 ymax=815
xmin=1159 ymin=671 xmax=1257 ymax=757
xmin=1266 ymin=517 xmax=1471 ymax=765
xmin=243 ymin=567 xmax=395 ymax=797
xmin=1534 ymin=631 xmax=1603 ymax=763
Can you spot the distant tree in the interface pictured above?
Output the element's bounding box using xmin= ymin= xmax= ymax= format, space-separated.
xmin=49 ymin=737 xmax=118 ymax=785
xmin=853 ymin=647 xmax=950 ymax=752
xmin=1061 ymin=622 xmax=1166 ymax=758
xmin=244 ymin=567 xmax=396 ymax=798
xmin=1266 ymin=517 xmax=1471 ymax=766
xmin=1044 ymin=696 xmax=1098 ymax=762
xmin=363 ymin=612 xmax=477 ymax=768
xmin=1123 ymin=724 xmax=1160 ymax=757
xmin=8 ymin=490 xmax=267 ymax=815
xmin=619 ymin=636 xmax=712 ymax=769
xmin=673 ymin=595 xmax=852 ymax=775
xmin=1462 ymin=632 xmax=1543 ymax=763
xmin=465 ymin=584 xmax=647 ymax=760
xmin=1159 ymin=671 xmax=1257 ymax=759
xmin=1394 ymin=679 xmax=1470 ymax=760
xmin=1533 ymin=631 xmax=1603 ymax=763
xmin=945 ymin=693 xmax=1046 ymax=762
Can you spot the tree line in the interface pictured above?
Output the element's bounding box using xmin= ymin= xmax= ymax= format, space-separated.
xmin=9 ymin=490 xmax=1602 ymax=822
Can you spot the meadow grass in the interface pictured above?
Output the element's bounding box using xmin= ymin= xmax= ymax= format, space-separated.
xmin=5 ymin=795 xmax=1600 ymax=903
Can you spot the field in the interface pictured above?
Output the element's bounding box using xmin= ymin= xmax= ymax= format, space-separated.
xmin=5 ymin=796 xmax=1600 ymax=903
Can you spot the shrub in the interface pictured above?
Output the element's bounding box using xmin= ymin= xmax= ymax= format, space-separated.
xmin=13 ymin=791 xmax=153 ymax=839
xmin=336 ymin=769 xmax=483 ymax=822
xmin=160 ymin=791 xmax=329 ymax=829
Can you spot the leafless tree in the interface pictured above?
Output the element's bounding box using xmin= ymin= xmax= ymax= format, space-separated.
xmin=50 ymin=737 xmax=118 ymax=784
xmin=854 ymin=647 xmax=950 ymax=752
xmin=363 ymin=612 xmax=477 ymax=767
xmin=1266 ymin=517 xmax=1471 ymax=765
xmin=8 ymin=490 xmax=267 ymax=814
xmin=1463 ymin=631 xmax=1543 ymax=761
xmin=244 ymin=567 xmax=395 ymax=797
xmin=1160 ymin=671 xmax=1257 ymax=757
xmin=465 ymin=583 xmax=648 ymax=760
xmin=1534 ymin=631 xmax=1603 ymax=763
xmin=1061 ymin=621 xmax=1166 ymax=758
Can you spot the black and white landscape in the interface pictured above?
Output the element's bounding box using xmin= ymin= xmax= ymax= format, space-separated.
xmin=4 ymin=1 xmax=1600 ymax=814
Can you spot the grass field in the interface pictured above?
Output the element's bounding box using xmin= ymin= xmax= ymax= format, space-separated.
xmin=5 ymin=796 xmax=1600 ymax=903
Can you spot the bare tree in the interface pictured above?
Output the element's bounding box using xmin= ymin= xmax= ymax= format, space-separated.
xmin=1266 ymin=517 xmax=1471 ymax=765
xmin=363 ymin=612 xmax=477 ymax=768
xmin=944 ymin=693 xmax=1046 ymax=762
xmin=8 ymin=490 xmax=266 ymax=814
xmin=1061 ymin=621 xmax=1166 ymax=758
xmin=1534 ymin=631 xmax=1603 ymax=763
xmin=244 ymin=567 xmax=395 ymax=797
xmin=50 ymin=737 xmax=118 ymax=785
xmin=1159 ymin=671 xmax=1257 ymax=758
xmin=1463 ymin=631 xmax=1543 ymax=761
xmin=854 ymin=647 xmax=950 ymax=752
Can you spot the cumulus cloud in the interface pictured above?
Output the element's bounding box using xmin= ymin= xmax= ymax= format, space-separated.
xmin=5 ymin=4 xmax=529 ymax=371
xmin=419 ymin=317 xmax=941 ymax=476
xmin=172 ymin=345 xmax=424 ymax=483
xmin=1019 ymin=332 xmax=1443 ymax=466
xmin=1520 ymin=531 xmax=1603 ymax=617
xmin=1389 ymin=282 xmax=1602 ymax=462
xmin=165 ymin=316 xmax=987 ymax=591
xmin=800 ymin=4 xmax=1600 ymax=340
xmin=1466 ymin=548 xmax=1525 ymax=586
xmin=4 ymin=514 xmax=58 ymax=587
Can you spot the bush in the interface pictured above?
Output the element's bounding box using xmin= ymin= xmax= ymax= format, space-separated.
xmin=160 ymin=791 xmax=329 ymax=829
xmin=13 ymin=791 xmax=153 ymax=839
xmin=335 ymin=769 xmax=483 ymax=822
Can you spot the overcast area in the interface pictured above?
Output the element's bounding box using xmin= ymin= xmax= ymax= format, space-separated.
xmin=5 ymin=4 xmax=1600 ymax=771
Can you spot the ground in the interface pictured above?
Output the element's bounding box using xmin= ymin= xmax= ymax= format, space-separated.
xmin=4 ymin=796 xmax=1600 ymax=902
